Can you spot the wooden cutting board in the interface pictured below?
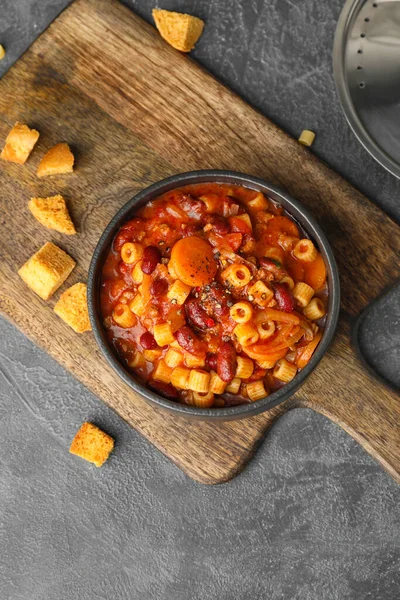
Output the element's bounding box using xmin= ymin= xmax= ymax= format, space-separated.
xmin=0 ymin=0 xmax=399 ymax=484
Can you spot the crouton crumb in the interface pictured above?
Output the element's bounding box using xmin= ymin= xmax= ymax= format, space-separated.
xmin=37 ymin=142 xmax=74 ymax=177
xmin=152 ymin=9 xmax=204 ymax=52
xmin=28 ymin=194 xmax=76 ymax=235
xmin=70 ymin=422 xmax=114 ymax=467
xmin=54 ymin=283 xmax=91 ymax=333
xmin=1 ymin=121 xmax=39 ymax=164
xmin=18 ymin=241 xmax=75 ymax=300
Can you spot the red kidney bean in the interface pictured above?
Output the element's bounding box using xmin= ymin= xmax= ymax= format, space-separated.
xmin=150 ymin=278 xmax=168 ymax=297
xmin=274 ymin=283 xmax=295 ymax=313
xmin=181 ymin=224 xmax=200 ymax=238
xmin=140 ymin=331 xmax=157 ymax=349
xmin=205 ymin=353 xmax=218 ymax=371
xmin=176 ymin=326 xmax=206 ymax=355
xmin=149 ymin=381 xmax=178 ymax=400
xmin=217 ymin=341 xmax=237 ymax=383
xmin=212 ymin=217 xmax=231 ymax=235
xmin=185 ymin=298 xmax=215 ymax=330
xmin=113 ymin=219 xmax=145 ymax=251
xmin=118 ymin=261 xmax=133 ymax=285
xmin=259 ymin=257 xmax=282 ymax=271
xmin=141 ymin=246 xmax=161 ymax=274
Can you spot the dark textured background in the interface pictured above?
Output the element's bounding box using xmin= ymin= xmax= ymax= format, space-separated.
xmin=0 ymin=1 xmax=399 ymax=599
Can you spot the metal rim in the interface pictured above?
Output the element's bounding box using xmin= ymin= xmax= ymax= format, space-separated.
xmin=88 ymin=170 xmax=340 ymax=421
xmin=333 ymin=0 xmax=400 ymax=179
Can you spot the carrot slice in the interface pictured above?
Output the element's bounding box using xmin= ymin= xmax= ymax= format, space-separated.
xmin=285 ymin=255 xmax=305 ymax=282
xmin=267 ymin=216 xmax=300 ymax=237
xmin=226 ymin=233 xmax=242 ymax=251
xmin=141 ymin=274 xmax=152 ymax=306
xmin=296 ymin=331 xmax=322 ymax=369
xmin=229 ymin=216 xmax=252 ymax=234
xmin=304 ymin=254 xmax=327 ymax=291
xmin=170 ymin=236 xmax=217 ymax=286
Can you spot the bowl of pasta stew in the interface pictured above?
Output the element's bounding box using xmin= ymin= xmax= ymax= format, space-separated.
xmin=88 ymin=171 xmax=340 ymax=420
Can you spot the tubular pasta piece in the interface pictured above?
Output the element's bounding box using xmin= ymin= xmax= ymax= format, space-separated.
xmin=257 ymin=358 xmax=277 ymax=369
xmin=153 ymin=323 xmax=175 ymax=346
xmin=221 ymin=264 xmax=252 ymax=288
xmin=127 ymin=351 xmax=146 ymax=368
xmin=247 ymin=192 xmax=269 ymax=211
xmin=256 ymin=319 xmax=276 ymax=341
xmin=187 ymin=370 xmax=210 ymax=393
xmin=234 ymin=322 xmax=259 ymax=347
xmin=246 ymin=380 xmax=268 ymax=402
xmin=225 ymin=378 xmax=241 ymax=394
xmin=121 ymin=242 xmax=144 ymax=264
xmin=293 ymin=282 xmax=314 ymax=307
xmin=230 ymin=301 xmax=253 ymax=323
xmin=293 ymin=239 xmax=318 ymax=262
xmin=279 ymin=274 xmax=295 ymax=290
xmin=143 ymin=348 xmax=163 ymax=362
xmin=273 ymin=359 xmax=297 ymax=382
xmin=132 ymin=261 xmax=144 ymax=284
xmin=112 ymin=303 xmax=136 ymax=328
xmin=129 ymin=294 xmax=146 ymax=317
xmin=191 ymin=391 xmax=215 ymax=408
xmin=152 ymin=361 xmax=173 ymax=384
xmin=167 ymin=279 xmax=192 ymax=305
xmin=248 ymin=280 xmax=274 ymax=307
xmin=298 ymin=129 xmax=315 ymax=146
xmin=209 ymin=371 xmax=227 ymax=394
xmin=235 ymin=356 xmax=254 ymax=379
xmin=184 ymin=352 xmax=206 ymax=368
xmin=171 ymin=366 xmax=190 ymax=389
xmin=303 ymin=298 xmax=325 ymax=320
xmin=164 ymin=348 xmax=184 ymax=368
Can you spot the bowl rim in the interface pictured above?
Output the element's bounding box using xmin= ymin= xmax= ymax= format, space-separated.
xmin=88 ymin=170 xmax=340 ymax=420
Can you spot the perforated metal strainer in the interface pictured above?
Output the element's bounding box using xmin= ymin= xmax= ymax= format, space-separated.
xmin=333 ymin=0 xmax=400 ymax=178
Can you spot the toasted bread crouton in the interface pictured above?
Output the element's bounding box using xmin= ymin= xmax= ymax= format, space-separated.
xmin=152 ymin=9 xmax=204 ymax=52
xmin=54 ymin=283 xmax=91 ymax=333
xmin=70 ymin=422 xmax=114 ymax=467
xmin=1 ymin=121 xmax=40 ymax=164
xmin=28 ymin=194 xmax=76 ymax=235
xmin=37 ymin=142 xmax=74 ymax=177
xmin=18 ymin=241 xmax=75 ymax=300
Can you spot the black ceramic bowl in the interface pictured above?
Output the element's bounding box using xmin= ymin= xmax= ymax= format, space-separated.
xmin=88 ymin=171 xmax=340 ymax=421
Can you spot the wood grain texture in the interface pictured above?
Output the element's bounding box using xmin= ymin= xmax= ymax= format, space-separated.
xmin=0 ymin=0 xmax=399 ymax=484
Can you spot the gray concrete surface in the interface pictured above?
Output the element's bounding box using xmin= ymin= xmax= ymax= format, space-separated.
xmin=1 ymin=1 xmax=399 ymax=599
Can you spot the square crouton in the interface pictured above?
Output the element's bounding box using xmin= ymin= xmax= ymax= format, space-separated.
xmin=28 ymin=194 xmax=76 ymax=235
xmin=18 ymin=241 xmax=76 ymax=300
xmin=37 ymin=142 xmax=74 ymax=177
xmin=69 ymin=422 xmax=114 ymax=467
xmin=1 ymin=121 xmax=40 ymax=164
xmin=152 ymin=9 xmax=204 ymax=52
xmin=54 ymin=283 xmax=91 ymax=333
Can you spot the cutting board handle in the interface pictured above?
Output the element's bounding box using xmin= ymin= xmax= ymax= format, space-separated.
xmin=293 ymin=313 xmax=400 ymax=482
